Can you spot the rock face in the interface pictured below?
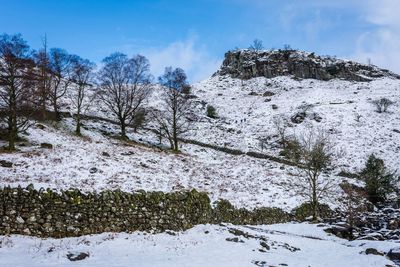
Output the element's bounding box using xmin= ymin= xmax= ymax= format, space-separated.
xmin=215 ymin=49 xmax=400 ymax=82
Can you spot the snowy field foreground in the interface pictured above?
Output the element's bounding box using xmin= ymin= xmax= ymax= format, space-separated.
xmin=0 ymin=223 xmax=398 ymax=267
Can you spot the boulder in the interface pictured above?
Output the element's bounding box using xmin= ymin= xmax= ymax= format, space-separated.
xmin=0 ymin=160 xmax=13 ymax=168
xmin=263 ymin=91 xmax=275 ymax=97
xmin=40 ymin=143 xmax=53 ymax=149
xmin=388 ymin=247 xmax=400 ymax=261
xmin=67 ymin=252 xmax=90 ymax=261
xmin=364 ymin=248 xmax=384 ymax=256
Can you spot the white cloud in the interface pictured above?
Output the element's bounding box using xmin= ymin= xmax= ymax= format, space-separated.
xmin=351 ymin=0 xmax=400 ymax=73
xmin=142 ymin=37 xmax=222 ymax=83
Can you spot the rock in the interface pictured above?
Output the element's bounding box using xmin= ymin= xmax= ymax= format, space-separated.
xmin=0 ymin=160 xmax=13 ymax=168
xmin=364 ymin=248 xmax=384 ymax=256
xmin=388 ymin=247 xmax=400 ymax=261
xmin=22 ymin=228 xmax=31 ymax=235
xmin=225 ymin=237 xmax=244 ymax=243
xmin=16 ymin=216 xmax=25 ymax=224
xmin=324 ymin=226 xmax=353 ymax=240
xmin=263 ymin=91 xmax=275 ymax=97
xmin=260 ymin=241 xmax=270 ymax=250
xmin=309 ymin=112 xmax=322 ymax=122
xmin=36 ymin=124 xmax=46 ymax=130
xmin=215 ymin=49 xmax=400 ymax=81
xmin=89 ymin=167 xmax=98 ymax=174
xmin=67 ymin=252 xmax=90 ymax=261
xmin=249 ymin=92 xmax=259 ymax=96
xmin=388 ymin=220 xmax=399 ymax=230
xmin=272 ymin=104 xmax=278 ymax=110
xmin=102 ymin=151 xmax=110 ymax=157
xmin=40 ymin=143 xmax=53 ymax=149
xmin=291 ymin=112 xmax=306 ymax=124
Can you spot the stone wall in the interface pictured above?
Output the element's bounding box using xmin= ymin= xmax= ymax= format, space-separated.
xmin=0 ymin=186 xmax=292 ymax=238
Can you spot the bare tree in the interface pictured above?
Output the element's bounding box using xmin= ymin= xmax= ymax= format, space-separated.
xmin=33 ymin=35 xmax=51 ymax=120
xmin=272 ymin=115 xmax=289 ymax=148
xmin=0 ymin=34 xmax=37 ymax=150
xmin=68 ymin=55 xmax=95 ymax=135
xmin=293 ymin=128 xmax=334 ymax=220
xmin=372 ymin=98 xmax=394 ymax=113
xmin=249 ymin=39 xmax=263 ymax=51
xmin=153 ymin=67 xmax=191 ymax=151
xmin=48 ymin=48 xmax=73 ymax=121
xmin=98 ymin=52 xmax=152 ymax=137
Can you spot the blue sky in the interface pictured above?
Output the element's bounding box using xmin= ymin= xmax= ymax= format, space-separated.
xmin=1 ymin=0 xmax=399 ymax=81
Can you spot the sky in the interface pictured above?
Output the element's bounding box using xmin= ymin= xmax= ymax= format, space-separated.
xmin=1 ymin=0 xmax=400 ymax=82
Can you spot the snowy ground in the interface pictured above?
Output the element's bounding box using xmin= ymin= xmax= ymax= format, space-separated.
xmin=2 ymin=74 xmax=400 ymax=211
xmin=0 ymin=118 xmax=350 ymax=211
xmin=0 ymin=223 xmax=398 ymax=267
xmin=190 ymin=75 xmax=400 ymax=172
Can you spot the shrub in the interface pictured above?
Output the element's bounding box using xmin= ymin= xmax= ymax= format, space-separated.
xmin=360 ymin=154 xmax=398 ymax=203
xmin=372 ymin=98 xmax=394 ymax=113
xmin=206 ymin=105 xmax=218 ymax=118
xmin=132 ymin=108 xmax=146 ymax=132
xmin=280 ymin=137 xmax=301 ymax=162
xmin=182 ymin=85 xmax=191 ymax=95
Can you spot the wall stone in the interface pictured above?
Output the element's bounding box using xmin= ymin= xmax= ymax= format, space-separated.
xmin=0 ymin=185 xmax=291 ymax=238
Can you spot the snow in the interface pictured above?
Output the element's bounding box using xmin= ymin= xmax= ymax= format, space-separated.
xmin=1 ymin=75 xmax=400 ymax=211
xmin=0 ymin=223 xmax=397 ymax=267
xmin=189 ymin=75 xmax=400 ymax=172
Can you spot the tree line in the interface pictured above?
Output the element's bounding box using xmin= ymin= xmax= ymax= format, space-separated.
xmin=0 ymin=33 xmax=191 ymax=151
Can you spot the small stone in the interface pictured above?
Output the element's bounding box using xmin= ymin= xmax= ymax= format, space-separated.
xmin=22 ymin=228 xmax=31 ymax=235
xmin=365 ymin=248 xmax=384 ymax=256
xmin=388 ymin=247 xmax=400 ymax=261
xmin=263 ymin=91 xmax=275 ymax=97
xmin=40 ymin=143 xmax=53 ymax=149
xmin=260 ymin=241 xmax=270 ymax=250
xmin=16 ymin=216 xmax=25 ymax=224
xmin=0 ymin=160 xmax=13 ymax=168
xmin=89 ymin=167 xmax=98 ymax=174
xmin=67 ymin=252 xmax=90 ymax=261
xmin=225 ymin=237 xmax=244 ymax=243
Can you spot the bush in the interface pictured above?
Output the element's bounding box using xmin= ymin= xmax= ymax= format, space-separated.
xmin=292 ymin=202 xmax=334 ymax=221
xmin=372 ymin=98 xmax=394 ymax=113
xmin=206 ymin=105 xmax=218 ymax=118
xmin=360 ymin=154 xmax=398 ymax=203
xmin=132 ymin=108 xmax=146 ymax=132
xmin=280 ymin=137 xmax=301 ymax=162
xmin=182 ymin=85 xmax=191 ymax=95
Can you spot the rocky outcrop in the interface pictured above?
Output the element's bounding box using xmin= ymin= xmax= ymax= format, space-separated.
xmin=215 ymin=49 xmax=400 ymax=82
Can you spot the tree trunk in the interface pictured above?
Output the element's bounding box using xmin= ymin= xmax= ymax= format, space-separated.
xmin=53 ymin=102 xmax=61 ymax=121
xmin=120 ymin=120 xmax=126 ymax=137
xmin=8 ymin=116 xmax=17 ymax=151
xmin=75 ymin=113 xmax=81 ymax=135
xmin=8 ymin=128 xmax=16 ymax=151
xmin=312 ymin=176 xmax=318 ymax=221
